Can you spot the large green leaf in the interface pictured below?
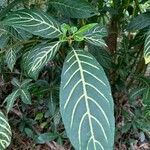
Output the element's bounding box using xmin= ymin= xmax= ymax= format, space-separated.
xmin=0 ymin=25 xmax=32 ymax=41
xmin=127 ymin=12 xmax=150 ymax=31
xmin=144 ymin=31 xmax=150 ymax=64
xmin=5 ymin=48 xmax=17 ymax=72
xmin=1 ymin=9 xmax=62 ymax=38
xmin=7 ymin=27 xmax=32 ymax=41
xmin=22 ymin=41 xmax=61 ymax=79
xmin=0 ymin=111 xmax=12 ymax=150
xmin=60 ymin=50 xmax=114 ymax=150
xmin=49 ymin=0 xmax=98 ymax=18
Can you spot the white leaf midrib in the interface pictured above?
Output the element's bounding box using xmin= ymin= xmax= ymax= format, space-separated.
xmin=73 ymin=50 xmax=97 ymax=150
xmin=50 ymin=1 xmax=94 ymax=14
xmin=5 ymin=11 xmax=62 ymax=35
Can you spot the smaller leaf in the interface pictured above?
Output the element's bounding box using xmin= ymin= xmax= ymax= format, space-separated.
xmin=36 ymin=132 xmax=57 ymax=144
xmin=0 ymin=111 xmax=12 ymax=150
xmin=84 ymin=25 xmax=107 ymax=47
xmin=21 ymin=79 xmax=32 ymax=88
xmin=35 ymin=112 xmax=44 ymax=121
xmin=1 ymin=9 xmax=62 ymax=39
xmin=22 ymin=41 xmax=61 ymax=79
xmin=143 ymin=88 xmax=150 ymax=104
xmin=61 ymin=23 xmax=70 ymax=35
xmin=11 ymin=78 xmax=21 ymax=87
xmin=0 ymin=28 xmax=9 ymax=48
xmin=20 ymin=89 xmax=31 ymax=104
xmin=129 ymin=87 xmax=146 ymax=101
xmin=50 ymin=0 xmax=98 ymax=18
xmin=24 ymin=128 xmax=34 ymax=138
xmin=70 ymin=26 xmax=78 ymax=34
xmin=127 ymin=12 xmax=150 ymax=31
xmin=88 ymin=44 xmax=112 ymax=69
xmin=144 ymin=31 xmax=150 ymax=64
xmin=53 ymin=111 xmax=61 ymax=127
xmin=4 ymin=90 xmax=20 ymax=113
xmin=7 ymin=27 xmax=32 ymax=41
xmin=5 ymin=48 xmax=17 ymax=72
xmin=75 ymin=24 xmax=107 ymax=47
xmin=75 ymin=23 xmax=98 ymax=35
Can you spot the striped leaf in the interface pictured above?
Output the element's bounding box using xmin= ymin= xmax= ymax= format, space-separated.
xmin=49 ymin=0 xmax=98 ymax=18
xmin=7 ymin=27 xmax=32 ymax=41
xmin=0 ymin=27 xmax=9 ymax=48
xmin=22 ymin=41 xmax=61 ymax=79
xmin=84 ymin=25 xmax=107 ymax=47
xmin=60 ymin=50 xmax=115 ymax=150
xmin=75 ymin=24 xmax=107 ymax=47
xmin=4 ymin=90 xmax=20 ymax=113
xmin=127 ymin=12 xmax=150 ymax=31
xmin=20 ymin=89 xmax=31 ymax=104
xmin=20 ymin=79 xmax=32 ymax=88
xmin=130 ymin=87 xmax=146 ymax=101
xmin=11 ymin=78 xmax=21 ymax=87
xmin=5 ymin=48 xmax=16 ymax=72
xmin=144 ymin=31 xmax=150 ymax=64
xmin=75 ymin=23 xmax=98 ymax=35
xmin=0 ymin=111 xmax=12 ymax=150
xmin=1 ymin=9 xmax=62 ymax=38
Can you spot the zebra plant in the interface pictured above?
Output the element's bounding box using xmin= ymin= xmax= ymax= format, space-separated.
xmin=0 ymin=111 xmax=11 ymax=150
xmin=0 ymin=7 xmax=115 ymax=150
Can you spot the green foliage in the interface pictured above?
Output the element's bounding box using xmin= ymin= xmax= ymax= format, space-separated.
xmin=4 ymin=78 xmax=32 ymax=113
xmin=49 ymin=0 xmax=98 ymax=18
xmin=22 ymin=41 xmax=61 ymax=79
xmin=144 ymin=31 xmax=150 ymax=64
xmin=1 ymin=9 xmax=63 ymax=38
xmin=127 ymin=12 xmax=150 ymax=30
xmin=74 ymin=24 xmax=107 ymax=47
xmin=0 ymin=0 xmax=150 ymax=149
xmin=5 ymin=48 xmax=17 ymax=71
xmin=0 ymin=111 xmax=12 ymax=150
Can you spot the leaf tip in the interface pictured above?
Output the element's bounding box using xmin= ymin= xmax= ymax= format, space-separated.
xmin=144 ymin=56 xmax=150 ymax=64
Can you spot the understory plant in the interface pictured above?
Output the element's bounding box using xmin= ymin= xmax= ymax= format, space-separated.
xmin=0 ymin=0 xmax=150 ymax=150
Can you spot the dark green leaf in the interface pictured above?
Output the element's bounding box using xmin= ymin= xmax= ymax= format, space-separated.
xmin=88 ymin=44 xmax=112 ymax=69
xmin=4 ymin=90 xmax=20 ymax=113
xmin=5 ymin=48 xmax=17 ymax=72
xmin=36 ymin=133 xmax=57 ymax=144
xmin=127 ymin=12 xmax=150 ymax=31
xmin=0 ymin=111 xmax=12 ymax=150
xmin=49 ymin=0 xmax=98 ymax=18
xmin=1 ymin=9 xmax=62 ymax=38
xmin=21 ymin=79 xmax=32 ymax=88
xmin=75 ymin=24 xmax=107 ymax=47
xmin=144 ymin=31 xmax=150 ymax=64
xmin=22 ymin=41 xmax=61 ymax=79
xmin=0 ymin=27 xmax=9 ymax=48
xmin=11 ymin=78 xmax=21 ymax=87
xmin=60 ymin=49 xmax=115 ymax=150
xmin=20 ymin=89 xmax=31 ymax=104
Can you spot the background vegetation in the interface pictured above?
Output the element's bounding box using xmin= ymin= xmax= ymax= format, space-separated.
xmin=0 ymin=0 xmax=150 ymax=149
